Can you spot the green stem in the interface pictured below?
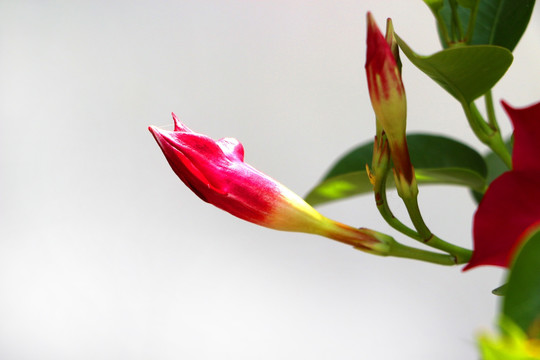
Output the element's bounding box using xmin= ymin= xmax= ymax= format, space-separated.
xmin=387 ymin=241 xmax=462 ymax=265
xmin=370 ymin=134 xmax=423 ymax=240
xmin=465 ymin=0 xmax=480 ymax=44
xmin=489 ymin=134 xmax=513 ymax=169
xmin=449 ymin=0 xmax=464 ymax=42
xmin=369 ymin=135 xmax=472 ymax=264
xmin=484 ymin=90 xmax=500 ymax=131
xmin=433 ymin=11 xmax=451 ymax=48
xmin=402 ymin=196 xmax=473 ymax=264
xmin=462 ymin=101 xmax=512 ymax=169
xmin=374 ymin=175 xmax=423 ymax=241
xmin=461 ymin=100 xmax=493 ymax=142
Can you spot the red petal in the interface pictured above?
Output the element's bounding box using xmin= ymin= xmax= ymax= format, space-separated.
xmin=365 ymin=12 xmax=396 ymax=75
xmin=465 ymin=171 xmax=540 ymax=270
xmin=502 ymin=100 xmax=540 ymax=172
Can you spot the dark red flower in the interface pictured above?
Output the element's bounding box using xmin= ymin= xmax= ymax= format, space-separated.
xmin=465 ymin=101 xmax=540 ymax=270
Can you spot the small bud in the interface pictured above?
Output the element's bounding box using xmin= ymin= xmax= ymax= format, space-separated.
xmin=367 ymin=133 xmax=391 ymax=188
xmin=365 ymin=13 xmax=416 ymax=193
xmin=393 ymin=167 xmax=419 ymax=200
xmin=365 ymin=12 xmax=407 ymax=149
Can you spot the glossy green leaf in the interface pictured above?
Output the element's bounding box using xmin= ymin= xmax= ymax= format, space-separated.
xmin=305 ymin=134 xmax=487 ymax=206
xmin=396 ymin=35 xmax=513 ymax=103
xmin=439 ymin=0 xmax=535 ymax=51
xmin=456 ymin=0 xmax=477 ymax=8
xmin=503 ymin=226 xmax=540 ymax=338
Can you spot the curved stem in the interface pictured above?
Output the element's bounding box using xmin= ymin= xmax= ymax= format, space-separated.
xmin=461 ymin=100 xmax=493 ymax=142
xmin=374 ymin=174 xmax=423 ymax=241
xmin=485 ymin=90 xmax=499 ymax=131
xmin=462 ymin=101 xmax=512 ymax=169
xmin=369 ymin=135 xmax=473 ymax=264
xmin=375 ymin=167 xmax=473 ymax=263
xmin=402 ymin=196 xmax=473 ymax=264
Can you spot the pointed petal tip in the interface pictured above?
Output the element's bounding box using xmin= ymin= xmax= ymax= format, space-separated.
xmin=171 ymin=112 xmax=181 ymax=131
xmin=366 ymin=12 xmax=377 ymax=31
xmin=462 ymin=260 xmax=477 ymax=271
xmin=148 ymin=125 xmax=167 ymax=146
xmin=171 ymin=112 xmax=193 ymax=132
xmin=365 ymin=12 xmax=389 ymax=67
xmin=500 ymin=99 xmax=514 ymax=116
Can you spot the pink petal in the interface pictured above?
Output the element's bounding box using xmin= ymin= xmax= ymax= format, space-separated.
xmin=217 ymin=137 xmax=245 ymax=162
xmin=172 ymin=113 xmax=192 ymax=132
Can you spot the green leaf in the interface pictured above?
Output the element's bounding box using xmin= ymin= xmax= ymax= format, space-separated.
xmin=305 ymin=134 xmax=487 ymax=206
xmin=503 ymin=226 xmax=540 ymax=338
xmin=474 ymin=0 xmax=535 ymax=51
xmin=423 ymin=0 xmax=445 ymax=12
xmin=440 ymin=0 xmax=536 ymax=51
xmin=396 ymin=35 xmax=513 ymax=103
xmin=492 ymin=283 xmax=508 ymax=296
xmin=456 ymin=0 xmax=478 ymax=8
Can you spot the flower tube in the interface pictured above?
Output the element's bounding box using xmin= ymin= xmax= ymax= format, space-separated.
xmin=149 ymin=114 xmax=388 ymax=253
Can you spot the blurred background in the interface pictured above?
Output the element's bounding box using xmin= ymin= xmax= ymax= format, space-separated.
xmin=2 ymin=1 xmax=540 ymax=359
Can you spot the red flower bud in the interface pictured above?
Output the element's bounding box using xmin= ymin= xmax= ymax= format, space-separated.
xmin=149 ymin=114 xmax=386 ymax=252
xmin=365 ymin=12 xmax=414 ymax=192
xmin=465 ymin=101 xmax=540 ymax=270
xmin=365 ymin=13 xmax=407 ymax=149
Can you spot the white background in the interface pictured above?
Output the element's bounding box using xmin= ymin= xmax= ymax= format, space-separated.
xmin=2 ymin=1 xmax=540 ymax=359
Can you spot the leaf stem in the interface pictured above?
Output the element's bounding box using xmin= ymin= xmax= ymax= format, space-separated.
xmin=465 ymin=0 xmax=480 ymax=44
xmin=449 ymin=0 xmax=464 ymax=42
xmin=433 ymin=11 xmax=451 ymax=48
xmin=484 ymin=90 xmax=500 ymax=131
xmin=462 ymin=101 xmax=512 ymax=169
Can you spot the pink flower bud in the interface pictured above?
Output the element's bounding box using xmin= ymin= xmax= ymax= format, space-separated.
xmin=149 ymin=114 xmax=386 ymax=252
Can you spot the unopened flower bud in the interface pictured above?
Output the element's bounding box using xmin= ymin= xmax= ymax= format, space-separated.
xmin=365 ymin=12 xmax=407 ymax=149
xmin=149 ymin=114 xmax=387 ymax=253
xmin=365 ymin=12 xmax=416 ymax=196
